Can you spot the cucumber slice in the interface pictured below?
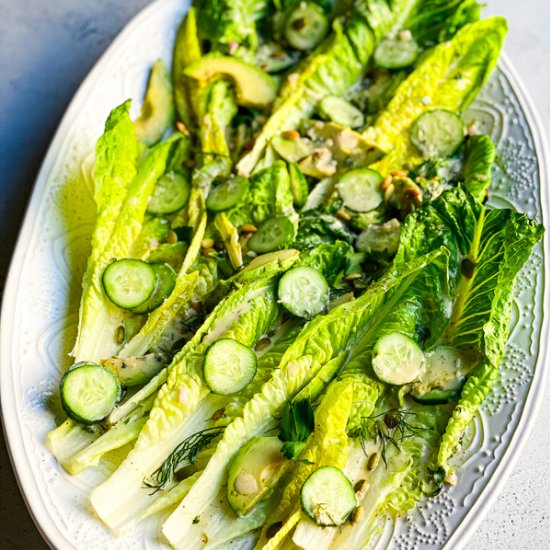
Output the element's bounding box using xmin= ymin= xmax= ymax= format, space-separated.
xmin=410 ymin=346 xmax=466 ymax=404
xmin=374 ymin=36 xmax=420 ymax=70
xmin=131 ymin=263 xmax=176 ymax=314
xmin=318 ymin=96 xmax=365 ymax=129
xmin=288 ymin=163 xmax=308 ymax=208
xmin=256 ymin=44 xmax=300 ymax=74
xmin=206 ymin=176 xmax=249 ymax=212
xmin=147 ymin=171 xmax=190 ymax=215
xmin=372 ymin=333 xmax=425 ymax=385
xmin=60 ymin=362 xmax=122 ymax=424
xmin=410 ymin=109 xmax=465 ymax=159
xmin=102 ymin=259 xmax=157 ymax=310
xmin=284 ymin=2 xmax=329 ymax=51
xmin=248 ymin=216 xmax=295 ymax=253
xmin=278 ymin=266 xmax=329 ymax=319
xmin=301 ymin=466 xmax=357 ymax=527
xmin=203 ymin=338 xmax=257 ymax=395
xmin=336 ymin=168 xmax=384 ymax=212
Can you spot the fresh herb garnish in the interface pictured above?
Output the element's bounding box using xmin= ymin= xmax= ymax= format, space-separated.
xmin=144 ymin=426 xmax=225 ymax=491
xmin=353 ymin=408 xmax=425 ymax=465
xmin=279 ymin=399 xmax=314 ymax=460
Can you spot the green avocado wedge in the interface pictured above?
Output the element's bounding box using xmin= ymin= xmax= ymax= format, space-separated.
xmin=184 ymin=54 xmax=277 ymax=108
xmin=134 ymin=59 xmax=175 ymax=146
xmin=227 ymin=436 xmax=288 ymax=516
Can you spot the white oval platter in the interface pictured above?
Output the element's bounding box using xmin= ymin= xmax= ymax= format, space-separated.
xmin=1 ymin=0 xmax=548 ymax=548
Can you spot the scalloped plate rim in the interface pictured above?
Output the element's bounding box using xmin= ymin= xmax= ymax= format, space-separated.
xmin=1 ymin=1 xmax=548 ymax=549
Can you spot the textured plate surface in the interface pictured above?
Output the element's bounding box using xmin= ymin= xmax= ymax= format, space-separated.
xmin=1 ymin=0 xmax=548 ymax=548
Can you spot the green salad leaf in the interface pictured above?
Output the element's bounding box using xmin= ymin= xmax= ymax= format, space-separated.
xmin=462 ymin=134 xmax=496 ymax=201
xmin=367 ymin=17 xmax=507 ymax=174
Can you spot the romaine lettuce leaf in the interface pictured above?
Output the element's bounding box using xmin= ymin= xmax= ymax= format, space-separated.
xmin=237 ymin=1 xmax=415 ymax=175
xmin=73 ymin=132 xmax=181 ymax=362
xmin=90 ymin=101 xmax=139 ymax=257
xmin=227 ymin=161 xmax=296 ymax=228
xmin=194 ymin=0 xmax=266 ymax=59
xmin=404 ymin=0 xmax=481 ymax=46
xmin=132 ymin=215 xmax=171 ymax=259
xmin=71 ymin=101 xmax=138 ymax=361
xmin=193 ymin=80 xmax=238 ymax=190
xmin=436 ymin=360 xmax=497 ymax=474
xmin=294 ymin=241 xmax=353 ymax=285
xmin=214 ymin=212 xmax=243 ymax=269
xmin=90 ymin=275 xmax=284 ymax=533
xmin=366 ymin=17 xmax=507 ymax=174
xmin=158 ymin=248 xmax=445 ymax=548
xmin=398 ymin=187 xmax=543 ymax=362
xmin=256 ymin=379 xmax=354 ymax=549
xmin=395 ymin=187 xmax=543 ymax=473
xmin=462 ymin=134 xmax=496 ymax=201
xmin=173 ymin=7 xmax=201 ymax=131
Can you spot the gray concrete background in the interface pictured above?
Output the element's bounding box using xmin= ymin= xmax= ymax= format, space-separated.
xmin=1 ymin=1 xmax=549 ymax=548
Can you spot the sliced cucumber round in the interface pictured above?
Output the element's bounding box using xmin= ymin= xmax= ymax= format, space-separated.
xmin=256 ymin=44 xmax=300 ymax=74
xmin=131 ymin=262 xmax=176 ymax=314
xmin=60 ymin=362 xmax=122 ymax=424
xmin=203 ymin=338 xmax=257 ymax=395
xmin=284 ymin=2 xmax=329 ymax=51
xmin=410 ymin=346 xmax=466 ymax=404
xmin=278 ymin=266 xmax=329 ymax=319
xmin=301 ymin=466 xmax=357 ymax=527
xmin=372 ymin=333 xmax=425 ymax=385
xmin=336 ymin=168 xmax=384 ymax=212
xmin=206 ymin=176 xmax=249 ymax=212
xmin=248 ymin=216 xmax=295 ymax=253
xmin=102 ymin=259 xmax=157 ymax=310
xmin=374 ymin=36 xmax=420 ymax=70
xmin=147 ymin=171 xmax=190 ymax=215
xmin=288 ymin=163 xmax=309 ymax=208
xmin=318 ymin=96 xmax=365 ymax=129
xmin=410 ymin=109 xmax=465 ymax=159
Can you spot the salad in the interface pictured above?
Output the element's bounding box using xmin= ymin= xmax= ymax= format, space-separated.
xmin=46 ymin=1 xmax=544 ymax=548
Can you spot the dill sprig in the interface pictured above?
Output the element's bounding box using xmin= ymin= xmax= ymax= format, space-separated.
xmin=353 ymin=408 xmax=425 ymax=465
xmin=144 ymin=426 xmax=225 ymax=491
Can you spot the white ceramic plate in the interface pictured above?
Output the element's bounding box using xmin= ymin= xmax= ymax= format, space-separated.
xmin=1 ymin=1 xmax=548 ymax=548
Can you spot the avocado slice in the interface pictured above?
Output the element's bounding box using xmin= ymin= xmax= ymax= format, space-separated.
xmin=227 ymin=436 xmax=288 ymax=516
xmin=184 ymin=54 xmax=277 ymax=108
xmin=135 ymin=59 xmax=175 ymax=146
xmin=271 ymin=135 xmax=315 ymax=163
